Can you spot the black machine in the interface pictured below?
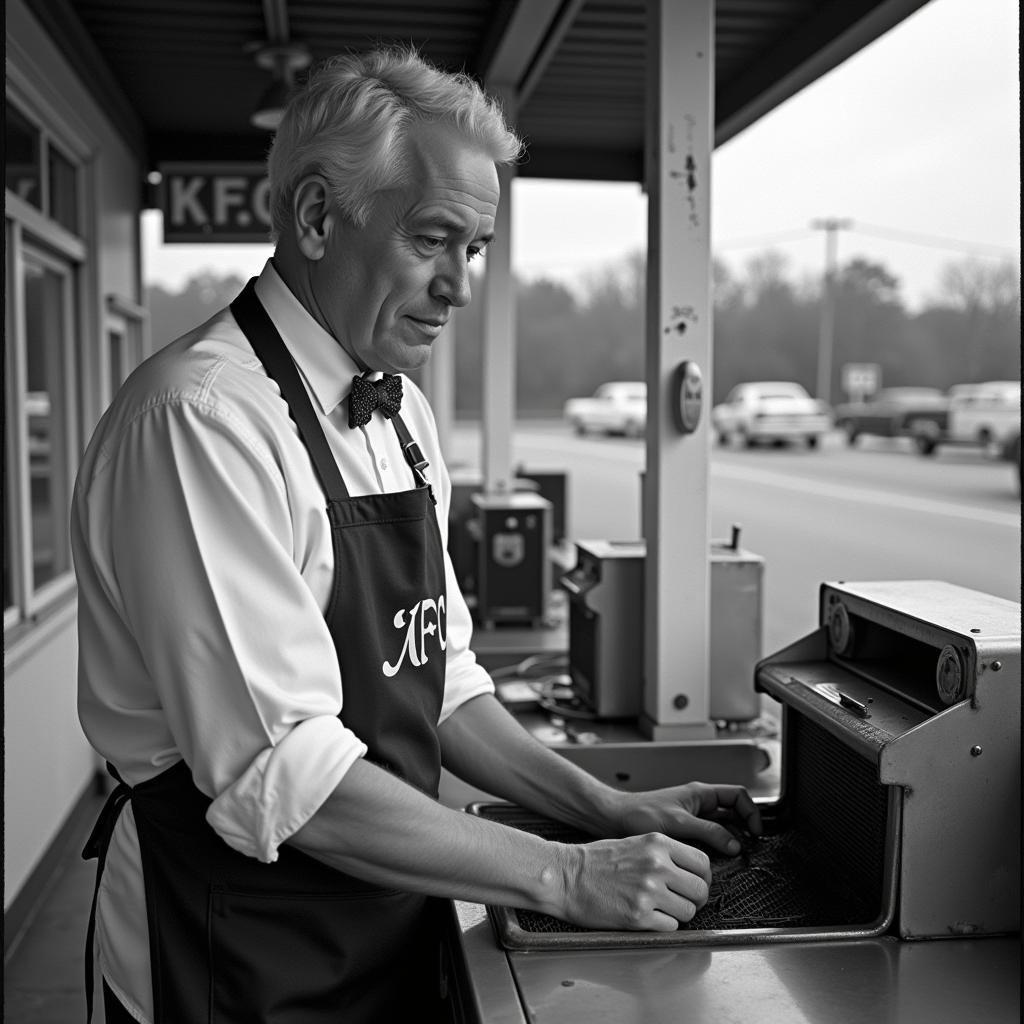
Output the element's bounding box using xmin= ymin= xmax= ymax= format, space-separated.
xmin=471 ymin=492 xmax=552 ymax=630
xmin=447 ymin=468 xmax=565 ymax=607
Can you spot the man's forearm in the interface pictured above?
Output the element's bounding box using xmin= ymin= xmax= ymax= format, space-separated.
xmin=437 ymin=693 xmax=623 ymax=836
xmin=288 ymin=754 xmax=568 ymax=913
xmin=289 ymin=699 xmax=729 ymax=934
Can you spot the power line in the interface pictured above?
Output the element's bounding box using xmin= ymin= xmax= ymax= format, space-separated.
xmin=714 ymin=228 xmax=816 ymax=250
xmin=514 ymin=222 xmax=1016 ymax=279
xmin=715 ymin=222 xmax=1016 ymax=260
xmin=847 ymin=223 xmax=1017 ymax=259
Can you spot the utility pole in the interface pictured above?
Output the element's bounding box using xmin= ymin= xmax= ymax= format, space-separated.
xmin=811 ymin=217 xmax=853 ymax=405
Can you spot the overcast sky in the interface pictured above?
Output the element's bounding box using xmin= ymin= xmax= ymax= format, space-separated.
xmin=142 ymin=0 xmax=1019 ymax=311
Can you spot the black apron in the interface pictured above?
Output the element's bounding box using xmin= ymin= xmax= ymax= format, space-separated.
xmin=83 ymin=279 xmax=448 ymax=1022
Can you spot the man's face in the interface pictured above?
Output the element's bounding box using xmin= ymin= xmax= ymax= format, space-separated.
xmin=310 ymin=122 xmax=500 ymax=374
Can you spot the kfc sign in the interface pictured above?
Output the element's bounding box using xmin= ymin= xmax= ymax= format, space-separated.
xmin=159 ymin=164 xmax=271 ymax=242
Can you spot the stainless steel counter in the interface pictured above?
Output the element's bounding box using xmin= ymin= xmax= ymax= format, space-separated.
xmin=446 ymin=901 xmax=1021 ymax=1024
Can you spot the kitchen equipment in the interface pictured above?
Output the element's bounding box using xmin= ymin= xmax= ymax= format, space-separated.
xmin=472 ymin=492 xmax=552 ymax=628
xmin=559 ymin=538 xmax=764 ymax=721
xmin=473 ymin=579 xmax=1020 ymax=948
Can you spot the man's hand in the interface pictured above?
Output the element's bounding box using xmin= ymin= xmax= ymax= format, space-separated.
xmin=545 ymin=784 xmax=761 ymax=931
xmin=607 ymin=783 xmax=763 ymax=857
xmin=554 ymin=832 xmax=712 ymax=931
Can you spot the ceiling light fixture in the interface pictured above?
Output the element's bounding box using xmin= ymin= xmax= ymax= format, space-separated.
xmin=248 ymin=42 xmax=312 ymax=131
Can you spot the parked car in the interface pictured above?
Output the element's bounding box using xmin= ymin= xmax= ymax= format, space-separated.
xmin=712 ymin=381 xmax=832 ymax=448
xmin=911 ymin=380 xmax=1021 ymax=456
xmin=563 ymin=381 xmax=646 ymax=436
xmin=1001 ymin=429 xmax=1021 ymax=494
xmin=833 ymin=387 xmax=947 ymax=445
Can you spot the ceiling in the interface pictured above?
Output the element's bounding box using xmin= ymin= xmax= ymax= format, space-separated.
xmin=27 ymin=0 xmax=929 ymax=181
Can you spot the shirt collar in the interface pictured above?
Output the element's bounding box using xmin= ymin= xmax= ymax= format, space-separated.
xmin=253 ymin=259 xmax=373 ymax=416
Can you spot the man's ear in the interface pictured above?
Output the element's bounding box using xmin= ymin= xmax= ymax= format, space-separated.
xmin=292 ymin=175 xmax=336 ymax=260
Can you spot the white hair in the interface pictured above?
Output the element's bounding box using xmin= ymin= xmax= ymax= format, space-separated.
xmin=267 ymin=46 xmax=523 ymax=239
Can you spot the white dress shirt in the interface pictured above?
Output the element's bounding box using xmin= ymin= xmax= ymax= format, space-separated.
xmin=72 ymin=260 xmax=493 ymax=1022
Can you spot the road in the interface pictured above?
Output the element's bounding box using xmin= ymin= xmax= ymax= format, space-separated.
xmin=448 ymin=423 xmax=1020 ymax=654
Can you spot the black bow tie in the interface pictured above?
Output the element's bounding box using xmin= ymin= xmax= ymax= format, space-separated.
xmin=348 ymin=373 xmax=403 ymax=429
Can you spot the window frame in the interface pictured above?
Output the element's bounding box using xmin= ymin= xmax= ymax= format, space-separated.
xmin=104 ymin=293 xmax=149 ymax=409
xmin=8 ymin=229 xmax=81 ymax=618
xmin=4 ymin=92 xmax=87 ymax=632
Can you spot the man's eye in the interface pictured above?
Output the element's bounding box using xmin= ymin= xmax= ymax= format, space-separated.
xmin=419 ymin=236 xmax=445 ymax=251
xmin=467 ymin=246 xmax=486 ymax=263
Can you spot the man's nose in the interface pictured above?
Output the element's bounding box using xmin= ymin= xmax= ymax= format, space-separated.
xmin=431 ymin=253 xmax=472 ymax=308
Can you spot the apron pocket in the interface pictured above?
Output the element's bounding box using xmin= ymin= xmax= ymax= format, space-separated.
xmin=207 ymin=884 xmax=435 ymax=1023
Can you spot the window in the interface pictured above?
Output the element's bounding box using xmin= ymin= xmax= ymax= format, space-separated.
xmin=5 ymin=97 xmax=85 ymax=629
xmin=5 ymin=226 xmax=20 ymax=624
xmin=24 ymin=253 xmax=75 ymax=591
xmin=48 ymin=143 xmax=79 ymax=234
xmin=105 ymin=295 xmax=148 ymax=409
xmin=5 ymin=103 xmax=41 ymax=208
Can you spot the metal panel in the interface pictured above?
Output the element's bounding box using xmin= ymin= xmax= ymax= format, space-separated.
xmin=502 ymin=938 xmax=1021 ymax=1024
xmin=481 ymin=139 xmax=517 ymax=495
xmin=641 ymin=0 xmax=715 ymax=738
xmin=880 ymin=648 xmax=1021 ymax=937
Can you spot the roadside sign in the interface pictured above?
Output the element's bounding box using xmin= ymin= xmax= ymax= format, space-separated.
xmin=158 ymin=163 xmax=271 ymax=242
xmin=842 ymin=363 xmax=881 ymax=400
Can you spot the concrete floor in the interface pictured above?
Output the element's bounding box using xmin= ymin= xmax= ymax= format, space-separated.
xmin=4 ymin=790 xmax=106 ymax=1023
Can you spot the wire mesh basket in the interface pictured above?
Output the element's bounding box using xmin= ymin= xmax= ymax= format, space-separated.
xmin=470 ymin=801 xmax=881 ymax=949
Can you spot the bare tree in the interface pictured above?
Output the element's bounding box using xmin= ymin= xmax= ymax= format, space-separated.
xmin=933 ymin=258 xmax=1020 ymax=379
xmin=937 ymin=258 xmax=1019 ymax=313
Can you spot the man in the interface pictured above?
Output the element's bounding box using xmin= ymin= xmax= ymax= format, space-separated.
xmin=75 ymin=47 xmax=760 ymax=1023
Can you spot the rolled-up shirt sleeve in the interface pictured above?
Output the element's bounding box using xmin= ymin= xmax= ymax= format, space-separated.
xmin=205 ymin=716 xmax=366 ymax=862
xmin=101 ymin=390 xmax=364 ymax=863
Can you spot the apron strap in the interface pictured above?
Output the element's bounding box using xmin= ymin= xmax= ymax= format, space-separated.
xmin=231 ymin=278 xmax=436 ymax=504
xmin=82 ymin=763 xmax=133 ymax=1023
xmin=230 ymin=279 xmax=351 ymax=502
xmin=392 ymin=413 xmax=436 ymax=505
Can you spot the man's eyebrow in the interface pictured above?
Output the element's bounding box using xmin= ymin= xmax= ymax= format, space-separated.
xmin=415 ymin=212 xmax=493 ymax=243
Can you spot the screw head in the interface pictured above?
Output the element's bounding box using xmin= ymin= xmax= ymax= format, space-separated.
xmin=673 ymin=694 xmax=689 ymax=710
xmin=991 ymin=661 xmax=1003 ymax=672
xmin=970 ymin=745 xmax=983 ymax=757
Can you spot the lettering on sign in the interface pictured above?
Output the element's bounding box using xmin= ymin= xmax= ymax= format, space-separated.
xmin=158 ymin=164 xmax=272 ymax=242
xmin=841 ymin=362 xmax=881 ymax=399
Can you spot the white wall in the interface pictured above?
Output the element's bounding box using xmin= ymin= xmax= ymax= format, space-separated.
xmin=3 ymin=604 xmax=96 ymax=907
xmin=5 ymin=0 xmax=143 ymax=909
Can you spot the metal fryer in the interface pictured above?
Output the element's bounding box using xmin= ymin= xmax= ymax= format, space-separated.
xmin=472 ymin=579 xmax=1020 ymax=950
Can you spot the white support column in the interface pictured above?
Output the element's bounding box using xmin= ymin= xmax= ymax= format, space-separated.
xmin=642 ymin=0 xmax=716 ymax=739
xmin=427 ymin=315 xmax=456 ymax=458
xmin=481 ymin=87 xmax=516 ymax=495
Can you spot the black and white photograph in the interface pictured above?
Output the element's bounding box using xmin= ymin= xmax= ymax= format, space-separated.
xmin=4 ymin=1 xmax=1019 ymax=1021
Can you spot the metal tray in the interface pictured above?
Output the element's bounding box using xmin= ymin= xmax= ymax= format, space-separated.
xmin=468 ymin=802 xmax=895 ymax=950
